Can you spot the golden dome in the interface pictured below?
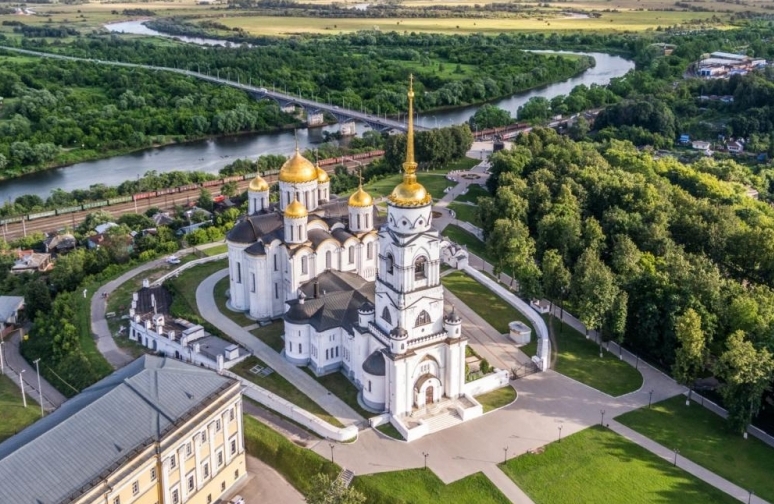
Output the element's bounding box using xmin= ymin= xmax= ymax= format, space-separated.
xmin=388 ymin=178 xmax=432 ymax=207
xmin=316 ymin=165 xmax=330 ymax=184
xmin=388 ymin=75 xmax=432 ymax=208
xmin=284 ymin=199 xmax=308 ymax=219
xmin=279 ymin=148 xmax=317 ymax=184
xmin=248 ymin=174 xmax=269 ymax=192
xmin=349 ymin=185 xmax=373 ymax=207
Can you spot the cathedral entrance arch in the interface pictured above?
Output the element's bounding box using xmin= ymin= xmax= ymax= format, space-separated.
xmin=414 ymin=374 xmax=442 ymax=409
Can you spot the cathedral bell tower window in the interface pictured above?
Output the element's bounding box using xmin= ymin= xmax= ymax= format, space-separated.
xmin=414 ymin=256 xmax=427 ymax=280
xmin=382 ymin=307 xmax=391 ymax=324
xmin=386 ymin=253 xmax=394 ymax=274
xmin=415 ymin=310 xmax=431 ymax=327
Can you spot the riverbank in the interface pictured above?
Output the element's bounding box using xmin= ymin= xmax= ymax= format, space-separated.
xmin=0 ymin=121 xmax=309 ymax=183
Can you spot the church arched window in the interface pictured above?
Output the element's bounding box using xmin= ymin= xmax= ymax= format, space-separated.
xmin=415 ymin=310 xmax=431 ymax=327
xmin=382 ymin=307 xmax=391 ymax=324
xmin=326 ymin=250 xmax=332 ymax=270
xmin=386 ymin=253 xmax=394 ymax=274
xmin=414 ymin=256 xmax=427 ymax=280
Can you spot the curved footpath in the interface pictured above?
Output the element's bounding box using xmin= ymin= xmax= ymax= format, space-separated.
xmin=196 ymin=269 xmax=365 ymax=427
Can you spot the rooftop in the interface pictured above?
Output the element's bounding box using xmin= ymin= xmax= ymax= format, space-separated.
xmin=0 ymin=355 xmax=235 ymax=504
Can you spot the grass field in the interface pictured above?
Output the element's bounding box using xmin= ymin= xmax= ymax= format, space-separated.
xmin=250 ymin=323 xmax=285 ymax=353
xmin=201 ymin=243 xmax=228 ymax=256
xmin=442 ymin=224 xmax=491 ymax=263
xmin=167 ymin=259 xmax=227 ymax=319
xmin=0 ymin=374 xmax=40 ymax=442
xmin=233 ymin=356 xmax=345 ymax=427
xmin=365 ymin=172 xmax=455 ymax=200
xmin=476 ymin=385 xmax=517 ymax=413
xmin=550 ymin=317 xmax=642 ymax=397
xmin=243 ymin=414 xmax=339 ymax=496
xmin=448 ymin=202 xmax=481 ymax=226
xmin=455 ymin=184 xmax=490 ymax=204
xmin=442 ymin=271 xmax=532 ymax=334
xmin=354 ymin=469 xmax=511 ymax=504
xmin=217 ymin=11 xmax=725 ymax=36
xmin=617 ymin=396 xmax=774 ymax=501
xmin=501 ymin=426 xmax=739 ymax=504
xmin=376 ymin=422 xmax=405 ymax=440
xmin=302 ymin=368 xmax=372 ymax=418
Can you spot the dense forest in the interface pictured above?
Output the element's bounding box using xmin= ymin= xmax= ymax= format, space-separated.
xmin=0 ymin=58 xmax=295 ymax=179
xmin=482 ymin=128 xmax=774 ymax=432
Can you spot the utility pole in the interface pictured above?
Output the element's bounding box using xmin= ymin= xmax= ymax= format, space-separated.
xmin=34 ymin=358 xmax=44 ymax=417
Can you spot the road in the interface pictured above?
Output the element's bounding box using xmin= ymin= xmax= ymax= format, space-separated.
xmin=1 ymin=155 xmax=381 ymax=241
xmin=0 ymin=46 xmax=424 ymax=132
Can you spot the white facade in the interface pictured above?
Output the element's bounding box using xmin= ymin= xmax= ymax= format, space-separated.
xmin=225 ymin=87 xmax=475 ymax=437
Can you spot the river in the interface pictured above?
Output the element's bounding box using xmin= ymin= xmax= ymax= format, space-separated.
xmin=0 ymin=22 xmax=634 ymax=201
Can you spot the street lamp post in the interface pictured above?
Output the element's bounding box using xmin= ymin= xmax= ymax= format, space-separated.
xmin=328 ymin=443 xmax=335 ymax=463
xmin=558 ymin=425 xmax=563 ymax=442
xmin=673 ymin=448 xmax=680 ymax=466
xmin=649 ymin=390 xmax=654 ymax=408
xmin=503 ymin=446 xmax=509 ymax=464
xmin=422 ymin=452 xmax=429 ymax=470
xmin=33 ymin=358 xmax=44 ymax=417
xmin=749 ymin=490 xmax=755 ymax=504
xmin=19 ymin=369 xmax=27 ymax=408
xmin=600 ymin=409 xmax=606 ymax=426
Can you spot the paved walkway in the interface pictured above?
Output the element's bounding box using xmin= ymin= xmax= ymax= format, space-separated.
xmin=243 ymin=400 xmax=319 ymax=448
xmin=196 ymin=269 xmax=365 ymax=427
xmin=223 ymin=455 xmax=305 ymax=504
xmin=1 ymin=330 xmax=67 ymax=411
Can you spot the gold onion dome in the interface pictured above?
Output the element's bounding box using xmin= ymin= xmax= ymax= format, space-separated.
xmin=248 ymin=174 xmax=269 ymax=192
xmin=279 ymin=147 xmax=318 ymax=184
xmin=388 ymin=74 xmax=432 ymax=207
xmin=316 ymin=164 xmax=330 ymax=183
xmin=284 ymin=199 xmax=308 ymax=219
xmin=349 ymin=185 xmax=373 ymax=207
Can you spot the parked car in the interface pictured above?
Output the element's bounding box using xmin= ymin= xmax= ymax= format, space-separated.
xmin=166 ymin=255 xmax=181 ymax=265
xmin=230 ymin=496 xmax=245 ymax=504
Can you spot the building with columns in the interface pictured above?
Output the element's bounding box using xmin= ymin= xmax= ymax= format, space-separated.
xmin=0 ymin=355 xmax=246 ymax=504
xmin=226 ymin=78 xmax=483 ymax=439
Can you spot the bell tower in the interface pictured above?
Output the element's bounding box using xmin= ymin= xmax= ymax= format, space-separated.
xmin=375 ymin=76 xmax=444 ymax=347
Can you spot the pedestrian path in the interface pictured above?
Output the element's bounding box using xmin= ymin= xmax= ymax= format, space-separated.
xmin=196 ymin=269 xmax=365 ymax=427
xmin=609 ymin=420 xmax=769 ymax=504
xmin=2 ymin=330 xmax=66 ymax=411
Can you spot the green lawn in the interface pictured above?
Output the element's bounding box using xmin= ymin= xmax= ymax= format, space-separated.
xmin=201 ymin=243 xmax=228 ymax=256
xmin=243 ymin=415 xmax=339 ymax=496
xmin=251 ymin=323 xmax=285 ymax=353
xmin=0 ymin=374 xmax=40 ymax=442
xmin=365 ymin=172 xmax=456 ymax=200
xmin=442 ymin=224 xmax=491 ymax=263
xmin=550 ymin=317 xmax=642 ymax=397
xmin=617 ymin=396 xmax=774 ymax=502
xmin=501 ymin=426 xmax=739 ymax=504
xmin=354 ymin=469 xmax=510 ymax=504
xmin=376 ymin=422 xmax=405 ymax=440
xmin=448 ymin=202 xmax=481 ymax=226
xmin=442 ymin=271 xmax=532 ymax=334
xmin=167 ymin=259 xmax=228 ymax=320
xmin=214 ymin=276 xmax=255 ymax=327
xmin=302 ymin=368 xmax=372 ymax=418
xmin=476 ymin=385 xmax=517 ymax=413
xmin=455 ymin=184 xmax=490 ymax=204
xmin=233 ymin=356 xmax=345 ymax=428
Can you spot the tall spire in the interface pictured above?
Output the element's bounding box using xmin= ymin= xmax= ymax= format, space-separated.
xmin=294 ymin=129 xmax=300 ymax=152
xmin=387 ymin=76 xmax=431 ymax=207
xmin=403 ymin=74 xmax=417 ymax=175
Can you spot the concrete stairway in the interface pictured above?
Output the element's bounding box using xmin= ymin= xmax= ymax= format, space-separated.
xmin=424 ymin=409 xmax=463 ymax=434
xmin=336 ymin=468 xmax=355 ymax=488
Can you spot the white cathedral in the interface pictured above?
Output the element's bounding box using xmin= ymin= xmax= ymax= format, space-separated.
xmin=226 ymin=80 xmax=487 ymax=437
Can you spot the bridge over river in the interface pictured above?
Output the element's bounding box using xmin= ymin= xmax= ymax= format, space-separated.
xmin=0 ymin=46 xmax=427 ymax=133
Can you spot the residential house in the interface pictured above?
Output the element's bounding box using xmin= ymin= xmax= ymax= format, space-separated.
xmin=692 ymin=140 xmax=712 ymax=151
xmin=10 ymin=250 xmax=53 ymax=274
xmin=0 ymin=296 xmax=24 ymax=338
xmin=727 ymin=140 xmax=744 ymax=153
xmin=44 ymin=233 xmax=77 ymax=254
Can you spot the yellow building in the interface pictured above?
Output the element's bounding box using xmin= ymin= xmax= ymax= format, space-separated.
xmin=0 ymin=355 xmax=246 ymax=504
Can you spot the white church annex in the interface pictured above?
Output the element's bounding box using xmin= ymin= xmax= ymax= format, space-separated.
xmin=226 ymin=78 xmax=488 ymax=440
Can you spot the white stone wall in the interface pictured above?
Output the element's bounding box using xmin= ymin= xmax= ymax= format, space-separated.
xmin=279 ymin=179 xmax=318 ymax=211
xmin=248 ymin=190 xmax=269 ymax=214
xmin=227 ymin=241 xmax=249 ymax=311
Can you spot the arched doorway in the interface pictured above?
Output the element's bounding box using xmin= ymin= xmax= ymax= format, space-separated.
xmin=414 ymin=374 xmax=442 ymax=409
xmin=425 ymin=386 xmax=434 ymax=406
